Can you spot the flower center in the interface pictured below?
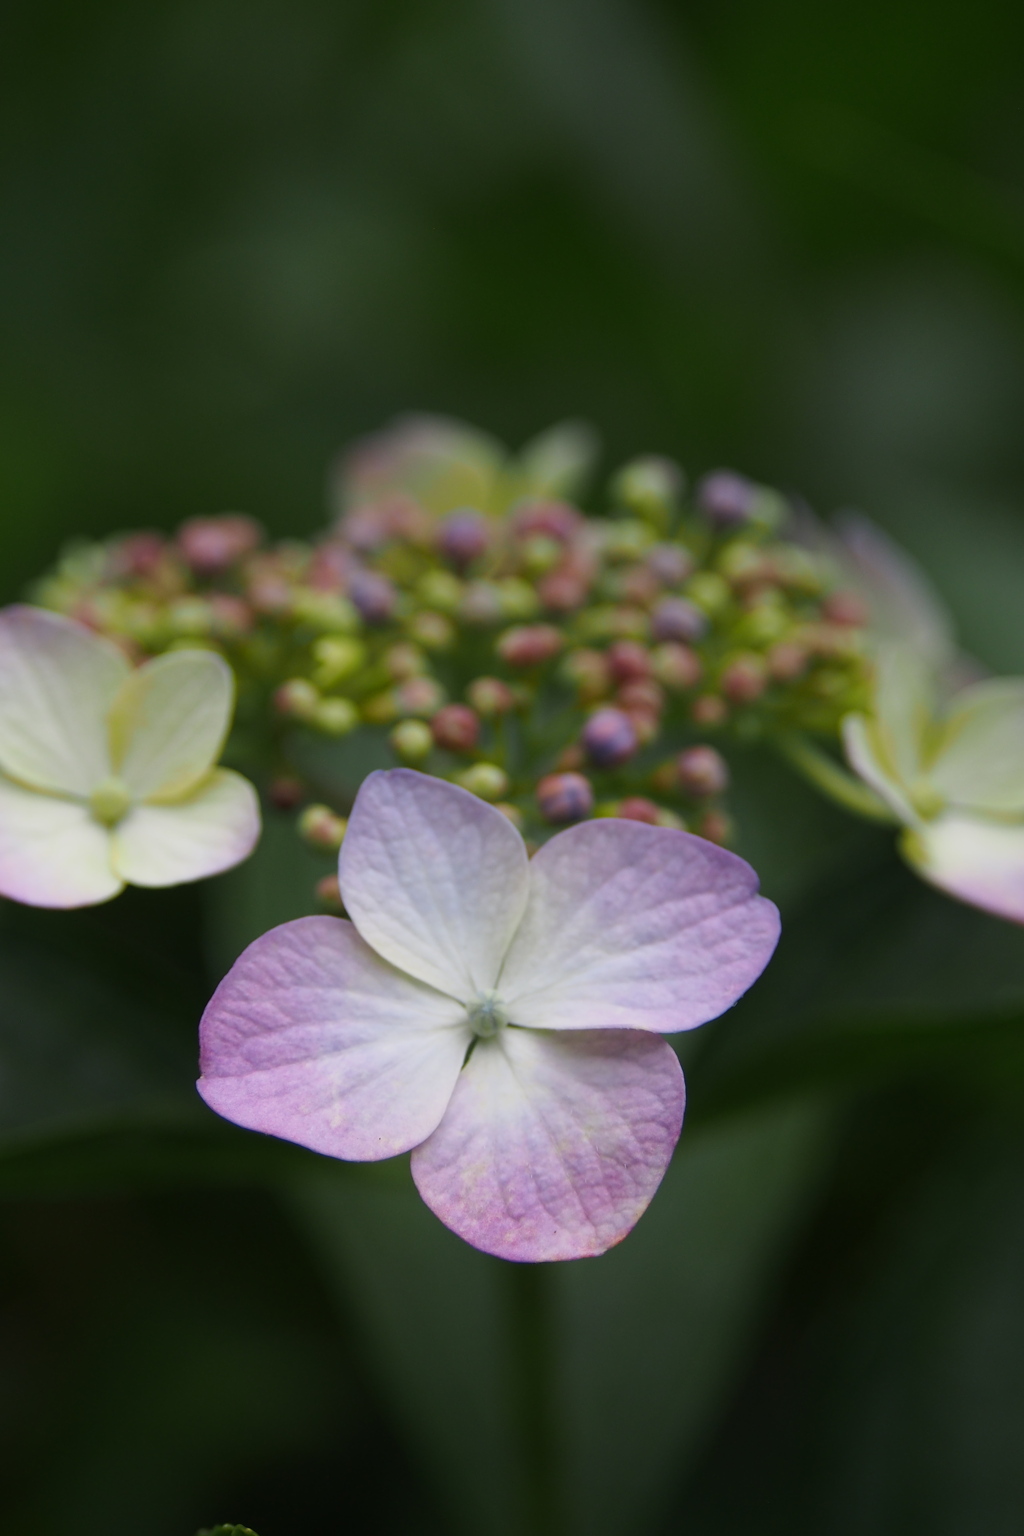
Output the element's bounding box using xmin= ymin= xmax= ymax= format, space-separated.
xmin=908 ymin=778 xmax=945 ymax=820
xmin=88 ymin=776 xmax=133 ymax=827
xmin=466 ymin=992 xmax=509 ymax=1039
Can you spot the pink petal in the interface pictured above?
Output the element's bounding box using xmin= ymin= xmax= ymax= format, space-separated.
xmin=497 ymin=819 xmax=779 ymax=1033
xmin=0 ymin=772 xmax=122 ymax=908
xmin=0 ymin=605 xmax=128 ymax=796
xmin=338 ymin=769 xmax=529 ymax=1000
xmin=198 ymin=915 xmax=469 ymax=1160
xmin=902 ymin=814 xmax=1024 ymax=925
xmin=411 ymin=1026 xmax=685 ymax=1261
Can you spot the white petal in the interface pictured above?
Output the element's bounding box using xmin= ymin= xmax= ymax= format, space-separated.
xmin=110 ymin=649 xmax=235 ymax=801
xmin=835 ymin=514 xmax=956 ymax=669
xmin=0 ymin=772 xmax=121 ymax=908
xmin=199 ymin=916 xmax=468 ymax=1161
xmin=0 ymin=606 xmax=127 ymax=795
xmin=842 ymin=715 xmax=916 ymax=823
xmin=111 ymin=768 xmax=260 ymax=887
xmin=497 ymin=819 xmax=780 ymax=1033
xmin=411 ymin=1026 xmax=685 ymax=1261
xmin=930 ymin=678 xmax=1024 ymax=814
xmin=338 ymin=769 xmax=529 ymax=1001
xmin=902 ymin=814 xmax=1024 ymax=925
xmin=869 ymin=644 xmax=935 ymax=786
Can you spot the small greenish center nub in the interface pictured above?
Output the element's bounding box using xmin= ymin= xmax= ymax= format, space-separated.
xmin=89 ymin=776 xmax=133 ymax=827
xmin=467 ymin=992 xmax=508 ymax=1040
xmin=908 ymin=777 xmax=945 ymax=821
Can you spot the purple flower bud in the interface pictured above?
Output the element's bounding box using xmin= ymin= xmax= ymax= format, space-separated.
xmin=582 ymin=707 xmax=639 ymax=768
xmin=676 ymin=745 xmax=729 ymax=798
xmin=349 ymin=569 xmax=397 ymax=624
xmin=651 ymin=597 xmax=708 ymax=644
xmin=696 ymin=470 xmax=757 ymax=528
xmin=646 ymin=544 xmax=694 ymax=586
xmin=536 ymin=771 xmax=594 ymax=824
xmin=439 ymin=509 xmax=490 ymax=567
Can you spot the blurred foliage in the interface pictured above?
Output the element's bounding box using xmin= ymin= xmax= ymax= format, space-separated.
xmin=4 ymin=0 xmax=1024 ymax=1531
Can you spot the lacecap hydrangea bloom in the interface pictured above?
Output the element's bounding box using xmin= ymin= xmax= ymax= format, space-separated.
xmin=198 ymin=769 xmax=779 ymax=1261
xmin=844 ymin=644 xmax=1024 ymax=925
xmin=0 ymin=606 xmax=260 ymax=908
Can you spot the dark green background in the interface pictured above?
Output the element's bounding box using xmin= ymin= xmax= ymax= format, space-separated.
xmin=4 ymin=2 xmax=1024 ymax=1532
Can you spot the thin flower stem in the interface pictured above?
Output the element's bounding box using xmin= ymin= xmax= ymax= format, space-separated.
xmin=506 ymin=1262 xmax=560 ymax=1536
xmin=776 ymin=731 xmax=899 ymax=824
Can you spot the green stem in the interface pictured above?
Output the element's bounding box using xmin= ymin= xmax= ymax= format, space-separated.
xmin=507 ymin=1263 xmax=560 ymax=1536
xmin=776 ymin=731 xmax=899 ymax=824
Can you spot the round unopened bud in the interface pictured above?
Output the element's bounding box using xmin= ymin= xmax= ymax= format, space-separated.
xmin=677 ymin=745 xmax=729 ymax=798
xmin=514 ymin=499 xmax=581 ymax=543
xmin=111 ymin=532 xmax=167 ymax=578
xmin=275 ymin=678 xmax=320 ymax=721
xmin=312 ymin=635 xmax=367 ymax=687
xmin=697 ymin=809 xmax=733 ymax=846
xmin=292 ymin=590 xmax=361 ymax=633
xmin=178 ymin=513 xmax=262 ymax=574
xmin=822 ymin=590 xmax=868 ymax=626
xmin=651 ymin=597 xmax=707 ymax=644
xmin=562 ymin=648 xmax=611 ymax=702
xmin=383 ymin=642 xmax=426 ymax=680
xmin=537 ymin=772 xmax=594 ymax=824
xmin=456 ymin=763 xmax=510 ymax=801
xmin=652 ymin=642 xmax=702 ymax=691
xmin=269 ymin=775 xmax=305 ymax=810
xmin=431 ymin=703 xmax=480 ymax=754
xmin=521 ymin=534 xmax=562 ymax=574
xmin=467 ymin=676 xmax=516 ymax=716
xmin=620 ymin=565 xmax=661 ymax=605
xmin=617 ymin=678 xmax=664 ymax=714
xmin=582 ymin=707 xmax=639 ymax=768
xmin=363 ymin=689 xmax=399 ymax=723
xmin=439 ymin=509 xmax=490 ymax=567
xmin=767 ymin=640 xmax=808 ymax=681
xmin=685 ymin=572 xmax=731 ymax=614
xmin=168 ymin=597 xmax=214 ymax=637
xmin=315 ymin=873 xmax=344 ymax=908
xmin=497 ymin=624 xmax=563 ymax=668
xmin=696 ymin=470 xmax=757 ymax=528
xmin=349 ymin=570 xmax=397 ymax=624
xmin=538 ymin=569 xmax=589 ymax=612
xmin=390 ymin=719 xmax=433 ymax=761
xmin=692 ymin=694 xmax=728 ymax=726
xmin=315 ymin=697 xmax=359 ymax=736
xmin=209 ymin=594 xmax=254 ymax=638
xmin=720 ymin=653 xmax=768 ymax=703
xmin=497 ymin=579 xmax=541 ymax=620
xmin=624 ymin=708 xmax=660 ymax=745
xmin=606 ymin=640 xmax=651 ymax=684
xmin=616 ymin=796 xmax=662 ymax=824
xmin=417 ymin=570 xmax=464 ymax=613
xmin=298 ymin=804 xmax=348 ymax=851
xmin=460 ymin=581 xmax=504 ymax=625
xmin=603 ymin=519 xmax=654 ymax=562
xmin=646 ymin=543 xmax=694 ymax=586
xmin=408 ymin=610 xmax=455 ymax=650
xmin=611 ymin=456 xmax=684 ymax=528
xmin=396 ymin=676 xmax=445 ymax=716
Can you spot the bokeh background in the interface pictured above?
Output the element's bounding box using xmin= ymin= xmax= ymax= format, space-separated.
xmin=5 ymin=2 xmax=1024 ymax=1532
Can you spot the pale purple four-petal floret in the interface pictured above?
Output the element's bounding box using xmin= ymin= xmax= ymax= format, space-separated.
xmin=198 ymin=769 xmax=780 ymax=1262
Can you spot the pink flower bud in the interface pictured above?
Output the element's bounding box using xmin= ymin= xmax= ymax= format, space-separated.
xmin=697 ymin=809 xmax=733 ymax=845
xmin=315 ymin=873 xmax=344 ymax=908
xmin=431 ymin=703 xmax=480 ymax=753
xmin=384 ymin=642 xmax=426 ymax=680
xmin=676 ymin=745 xmax=729 ymax=798
xmin=209 ymin=594 xmax=253 ymax=638
xmin=651 ymin=597 xmax=707 ymax=644
xmin=606 ymin=640 xmax=652 ymax=684
xmin=110 ymin=532 xmax=168 ymax=578
xmin=349 ymin=569 xmax=397 ymax=624
xmin=536 ymin=771 xmax=594 ymax=824
xmin=822 ymin=590 xmax=868 ymax=626
xmin=537 ymin=569 xmax=589 ymax=612
xmin=269 ymin=776 xmax=306 ymax=810
xmin=652 ymin=642 xmax=702 ymax=691
xmin=438 ymin=509 xmax=490 ymax=567
xmin=178 ymin=514 xmax=262 ymax=574
xmin=274 ymin=678 xmax=319 ymax=720
xmin=620 ymin=565 xmax=661 ymax=605
xmin=514 ymin=500 xmax=582 ymax=544
xmin=767 ymin=640 xmax=808 ymax=681
xmin=720 ymin=653 xmax=767 ymax=703
xmin=582 ymin=707 xmax=639 ymax=768
xmin=617 ymin=678 xmax=664 ymax=714
xmin=467 ymin=676 xmax=516 ymax=715
xmin=298 ymin=804 xmax=348 ymax=851
xmin=692 ymin=695 xmax=728 ymax=726
xmin=395 ymin=676 xmax=444 ymax=716
xmin=695 ymin=471 xmax=756 ymax=528
xmin=497 ymin=624 xmax=563 ymax=667
xmin=617 ymin=796 xmax=662 ymax=824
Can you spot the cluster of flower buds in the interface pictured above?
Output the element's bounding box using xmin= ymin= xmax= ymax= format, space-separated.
xmin=32 ymin=415 xmax=870 ymax=883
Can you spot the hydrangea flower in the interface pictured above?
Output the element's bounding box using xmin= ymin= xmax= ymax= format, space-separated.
xmin=844 ymin=645 xmax=1024 ymax=923
xmin=0 ymin=606 xmax=260 ymax=908
xmin=198 ymin=769 xmax=779 ymax=1261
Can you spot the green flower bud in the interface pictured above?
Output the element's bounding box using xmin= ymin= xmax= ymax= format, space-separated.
xmin=312 ymin=635 xmax=367 ymax=687
xmin=298 ymin=804 xmax=348 ymax=851
xmin=416 ymin=570 xmax=464 ymax=613
xmin=685 ymin=572 xmax=731 ymax=615
xmin=390 ymin=719 xmax=433 ymax=761
xmin=274 ymin=678 xmax=320 ymax=721
xmin=314 ymin=697 xmax=359 ymax=735
xmin=456 ymin=763 xmax=510 ymax=801
xmin=291 ymin=590 xmax=361 ymax=633
xmin=610 ymin=455 xmax=683 ymax=531
xmin=407 ymin=609 xmax=455 ymax=650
